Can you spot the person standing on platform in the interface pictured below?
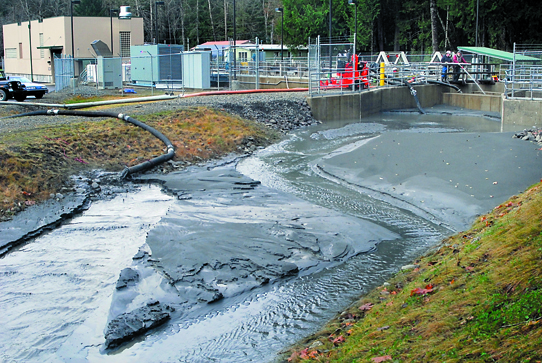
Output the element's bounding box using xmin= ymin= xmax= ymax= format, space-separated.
xmin=453 ymin=50 xmax=468 ymax=82
xmin=441 ymin=50 xmax=452 ymax=82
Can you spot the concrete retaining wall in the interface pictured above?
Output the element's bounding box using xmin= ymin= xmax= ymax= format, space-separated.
xmin=502 ymin=97 xmax=542 ymax=128
xmin=307 ymin=85 xmax=445 ymax=121
xmin=307 ymin=82 xmax=542 ymax=128
xmin=442 ymin=93 xmax=502 ymax=113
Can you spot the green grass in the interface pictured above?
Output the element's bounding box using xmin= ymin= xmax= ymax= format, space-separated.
xmin=0 ymin=106 xmax=279 ymax=220
xmin=62 ymin=89 xmax=157 ymax=104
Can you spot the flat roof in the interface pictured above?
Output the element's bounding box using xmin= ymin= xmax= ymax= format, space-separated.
xmin=458 ymin=46 xmax=539 ymax=62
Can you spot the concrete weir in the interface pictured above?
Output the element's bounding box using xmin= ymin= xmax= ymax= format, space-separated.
xmin=307 ymin=83 xmax=542 ymax=129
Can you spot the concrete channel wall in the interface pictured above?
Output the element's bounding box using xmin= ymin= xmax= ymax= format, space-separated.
xmin=307 ymin=85 xmax=446 ymax=121
xmin=502 ymin=97 xmax=542 ymax=128
xmin=307 ymin=82 xmax=542 ymax=128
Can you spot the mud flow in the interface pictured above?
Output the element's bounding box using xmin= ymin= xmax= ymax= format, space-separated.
xmin=1 ymin=108 xmax=541 ymax=362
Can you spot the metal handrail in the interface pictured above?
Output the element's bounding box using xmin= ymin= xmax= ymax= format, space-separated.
xmin=504 ymin=66 xmax=542 ymax=100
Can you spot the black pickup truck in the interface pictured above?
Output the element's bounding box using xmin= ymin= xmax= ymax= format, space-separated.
xmin=0 ymin=69 xmax=28 ymax=102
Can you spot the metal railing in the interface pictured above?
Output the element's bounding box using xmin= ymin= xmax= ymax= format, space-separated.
xmin=307 ymin=37 xmax=505 ymax=97
xmin=51 ymin=41 xmax=522 ymax=96
xmin=505 ymin=66 xmax=542 ymax=100
xmin=504 ymin=43 xmax=542 ymax=100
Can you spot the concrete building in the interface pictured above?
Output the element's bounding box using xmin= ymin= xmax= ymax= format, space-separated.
xmin=2 ymin=16 xmax=144 ymax=83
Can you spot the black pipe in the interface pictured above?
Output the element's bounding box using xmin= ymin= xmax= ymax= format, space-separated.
xmin=3 ymin=110 xmax=175 ymax=179
xmin=426 ymin=79 xmax=462 ymax=93
xmin=403 ymin=81 xmax=426 ymax=115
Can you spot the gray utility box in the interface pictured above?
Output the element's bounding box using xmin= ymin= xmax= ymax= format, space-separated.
xmin=182 ymin=51 xmax=211 ymax=89
xmin=130 ymin=44 xmax=184 ymax=86
xmin=97 ymin=57 xmax=122 ymax=89
xmin=91 ymin=40 xmax=122 ymax=89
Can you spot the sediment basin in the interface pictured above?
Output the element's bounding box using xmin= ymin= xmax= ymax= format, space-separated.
xmin=1 ymin=108 xmax=541 ymax=362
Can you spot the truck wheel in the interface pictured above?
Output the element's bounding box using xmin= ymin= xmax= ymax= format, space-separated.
xmin=0 ymin=89 xmax=7 ymax=101
xmin=14 ymin=95 xmax=26 ymax=102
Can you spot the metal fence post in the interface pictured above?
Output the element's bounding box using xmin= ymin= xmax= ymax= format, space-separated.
xmin=512 ymin=43 xmax=516 ymax=98
xmin=256 ymin=37 xmax=260 ymax=90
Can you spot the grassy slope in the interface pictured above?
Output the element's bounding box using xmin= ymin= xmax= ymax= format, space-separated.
xmin=0 ymin=106 xmax=279 ymax=220
xmin=285 ymin=181 xmax=542 ymax=362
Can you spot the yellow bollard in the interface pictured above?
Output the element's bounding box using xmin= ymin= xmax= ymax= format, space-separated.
xmin=380 ymin=62 xmax=385 ymax=86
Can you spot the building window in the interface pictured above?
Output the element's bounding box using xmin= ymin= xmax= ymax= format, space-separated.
xmin=19 ymin=43 xmax=23 ymax=59
xmin=120 ymin=31 xmax=131 ymax=57
xmin=39 ymin=33 xmax=44 ymax=58
xmin=6 ymin=48 xmax=17 ymax=58
xmin=239 ymin=52 xmax=248 ymax=61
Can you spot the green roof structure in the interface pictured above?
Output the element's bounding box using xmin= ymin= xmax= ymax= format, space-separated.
xmin=458 ymin=46 xmax=540 ymax=62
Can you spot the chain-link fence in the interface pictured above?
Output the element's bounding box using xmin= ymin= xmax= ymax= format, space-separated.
xmin=53 ymin=40 xmax=525 ymax=96
xmin=307 ymin=37 xmax=463 ymax=97
xmin=504 ymin=44 xmax=542 ymax=100
xmin=225 ymin=38 xmax=309 ymax=91
xmin=54 ymin=56 xmax=76 ymax=93
xmin=55 ymin=38 xmax=311 ymax=95
xmin=308 ymin=36 xmax=362 ymax=96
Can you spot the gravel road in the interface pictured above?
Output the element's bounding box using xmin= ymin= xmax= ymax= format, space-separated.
xmin=0 ymin=89 xmax=318 ymax=134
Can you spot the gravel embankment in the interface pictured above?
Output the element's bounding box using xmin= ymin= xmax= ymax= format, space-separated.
xmin=0 ymin=89 xmax=318 ymax=134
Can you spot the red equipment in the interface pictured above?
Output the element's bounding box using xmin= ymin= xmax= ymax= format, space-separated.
xmin=320 ymin=54 xmax=369 ymax=90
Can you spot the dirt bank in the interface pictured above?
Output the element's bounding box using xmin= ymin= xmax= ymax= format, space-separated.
xmin=0 ymin=90 xmax=318 ymax=254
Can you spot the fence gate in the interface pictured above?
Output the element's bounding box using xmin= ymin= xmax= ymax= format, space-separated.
xmin=308 ymin=36 xmax=356 ymax=96
xmin=54 ymin=56 xmax=75 ymax=92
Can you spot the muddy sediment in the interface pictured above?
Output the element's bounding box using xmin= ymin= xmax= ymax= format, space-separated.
xmin=0 ymin=91 xmax=316 ymax=253
xmin=1 ymin=91 xmax=323 ymax=347
xmin=4 ymin=92 xmax=542 ymax=359
xmin=100 ymin=165 xmax=400 ymax=348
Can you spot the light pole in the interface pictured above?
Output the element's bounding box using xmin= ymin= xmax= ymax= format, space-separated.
xmin=348 ymin=0 xmax=357 ymax=53
xmin=348 ymin=0 xmax=357 ymax=38
xmin=155 ymin=1 xmax=165 ymax=44
xmin=275 ymin=8 xmax=284 ymax=62
xmin=110 ymin=9 xmax=119 ymax=55
xmin=146 ymin=51 xmax=154 ymax=95
xmin=329 ymin=0 xmax=333 ymax=42
xmin=475 ymin=0 xmax=479 ymax=47
xmin=233 ymin=0 xmax=237 ymax=80
xmin=71 ymin=0 xmax=80 ymax=58
xmin=70 ymin=0 xmax=80 ymax=77
xmin=28 ymin=19 xmax=33 ymax=81
xmin=329 ymin=0 xmax=332 ymax=75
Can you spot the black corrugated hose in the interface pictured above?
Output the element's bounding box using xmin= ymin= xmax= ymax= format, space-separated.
xmin=426 ymin=79 xmax=463 ymax=93
xmin=3 ymin=109 xmax=175 ymax=179
xmin=402 ymin=81 xmax=426 ymax=115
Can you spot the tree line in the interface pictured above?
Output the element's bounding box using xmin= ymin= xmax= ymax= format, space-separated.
xmin=1 ymin=0 xmax=541 ymax=59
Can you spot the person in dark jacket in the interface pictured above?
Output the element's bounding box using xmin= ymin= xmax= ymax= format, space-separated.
xmin=441 ymin=50 xmax=452 ymax=82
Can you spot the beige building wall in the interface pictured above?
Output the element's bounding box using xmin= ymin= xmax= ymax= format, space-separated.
xmin=3 ymin=16 xmax=144 ymax=83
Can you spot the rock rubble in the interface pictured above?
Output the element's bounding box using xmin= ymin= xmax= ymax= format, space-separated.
xmin=513 ymin=129 xmax=542 ymax=147
xmin=104 ymin=300 xmax=174 ymax=349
